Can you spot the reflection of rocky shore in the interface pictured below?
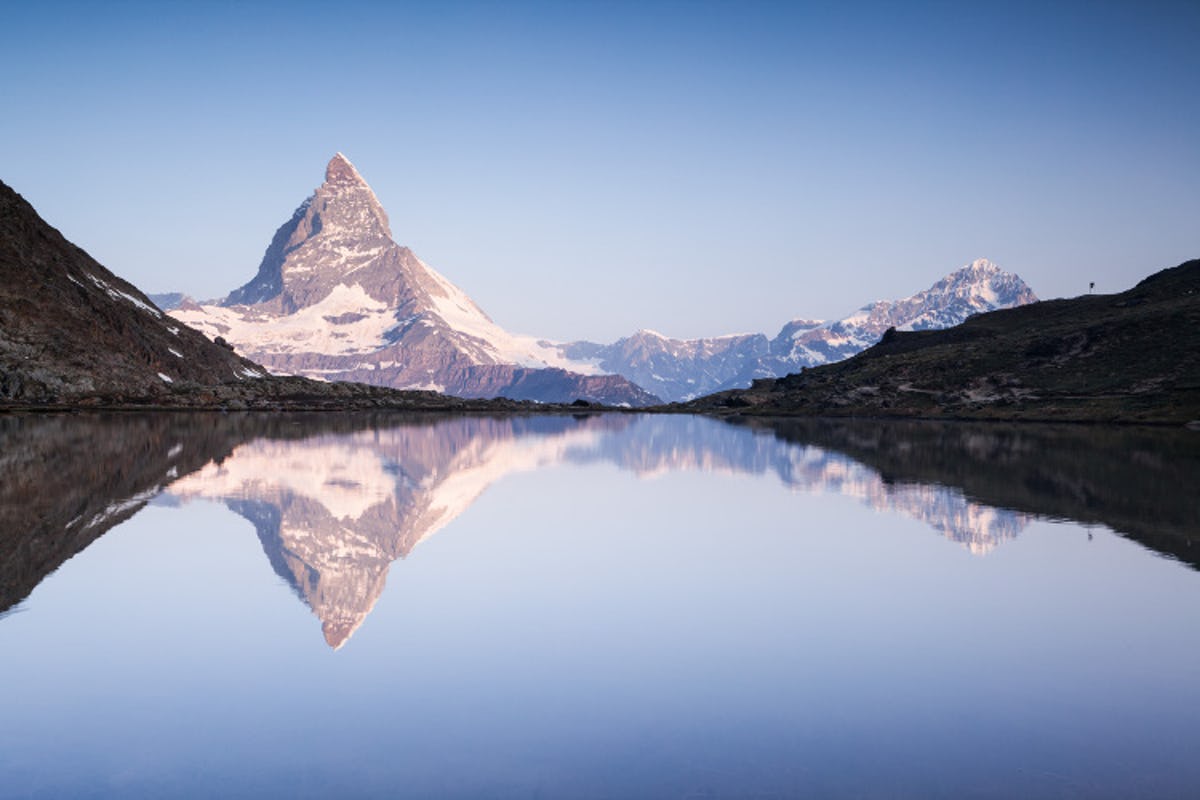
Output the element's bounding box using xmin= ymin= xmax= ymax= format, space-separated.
xmin=737 ymin=418 xmax=1200 ymax=569
xmin=0 ymin=413 xmax=243 ymax=612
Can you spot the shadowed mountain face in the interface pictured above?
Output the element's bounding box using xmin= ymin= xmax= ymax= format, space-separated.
xmin=4 ymin=413 xmax=1196 ymax=648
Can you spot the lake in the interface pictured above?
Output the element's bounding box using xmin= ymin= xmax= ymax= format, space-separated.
xmin=2 ymin=412 xmax=1198 ymax=799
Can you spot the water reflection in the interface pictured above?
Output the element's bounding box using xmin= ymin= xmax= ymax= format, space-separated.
xmin=2 ymin=412 xmax=1197 ymax=648
xmin=740 ymin=417 xmax=1200 ymax=568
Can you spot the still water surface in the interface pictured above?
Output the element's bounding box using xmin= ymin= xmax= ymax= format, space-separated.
xmin=1 ymin=413 xmax=1198 ymax=798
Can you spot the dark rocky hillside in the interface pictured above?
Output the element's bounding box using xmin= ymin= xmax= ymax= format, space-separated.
xmin=682 ymin=260 xmax=1200 ymax=424
xmin=0 ymin=179 xmax=273 ymax=403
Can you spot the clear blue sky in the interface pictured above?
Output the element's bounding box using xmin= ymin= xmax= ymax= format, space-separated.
xmin=2 ymin=0 xmax=1197 ymax=341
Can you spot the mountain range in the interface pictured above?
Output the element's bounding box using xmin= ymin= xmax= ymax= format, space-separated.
xmin=163 ymin=154 xmax=1038 ymax=403
xmin=559 ymin=257 xmax=1037 ymax=400
xmin=686 ymin=258 xmax=1200 ymax=424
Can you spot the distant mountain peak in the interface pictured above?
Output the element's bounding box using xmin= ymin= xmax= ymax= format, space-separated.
xmin=561 ymin=258 xmax=1039 ymax=402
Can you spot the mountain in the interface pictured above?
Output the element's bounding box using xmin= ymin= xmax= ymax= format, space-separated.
xmin=684 ymin=259 xmax=1200 ymax=424
xmin=0 ymin=179 xmax=269 ymax=404
xmin=169 ymin=154 xmax=658 ymax=407
xmin=162 ymin=154 xmax=1034 ymax=405
xmin=558 ymin=259 xmax=1038 ymax=401
xmin=0 ymin=177 xmax=575 ymax=412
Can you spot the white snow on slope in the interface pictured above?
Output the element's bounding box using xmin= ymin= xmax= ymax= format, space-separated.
xmin=169 ymin=438 xmax=397 ymax=521
xmin=172 ymin=268 xmax=603 ymax=375
xmin=85 ymin=273 xmax=162 ymax=318
xmin=420 ymin=258 xmax=601 ymax=372
xmin=172 ymin=284 xmax=398 ymax=357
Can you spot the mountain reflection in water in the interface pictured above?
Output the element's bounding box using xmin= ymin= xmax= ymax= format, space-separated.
xmin=2 ymin=412 xmax=1197 ymax=648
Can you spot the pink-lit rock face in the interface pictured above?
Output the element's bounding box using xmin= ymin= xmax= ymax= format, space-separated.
xmin=170 ymin=154 xmax=658 ymax=406
xmin=324 ymin=152 xmax=366 ymax=185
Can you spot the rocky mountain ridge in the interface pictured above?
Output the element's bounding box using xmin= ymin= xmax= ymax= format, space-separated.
xmin=559 ymin=259 xmax=1038 ymax=401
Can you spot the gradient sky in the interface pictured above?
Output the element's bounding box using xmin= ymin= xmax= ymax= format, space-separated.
xmin=1 ymin=0 xmax=1197 ymax=341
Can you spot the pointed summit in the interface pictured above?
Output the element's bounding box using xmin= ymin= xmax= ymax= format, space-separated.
xmin=173 ymin=155 xmax=661 ymax=406
xmin=325 ymin=152 xmax=366 ymax=185
xmin=220 ymin=153 xmax=392 ymax=309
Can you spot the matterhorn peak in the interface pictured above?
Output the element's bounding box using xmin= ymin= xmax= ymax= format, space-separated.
xmin=325 ymin=152 xmax=367 ymax=186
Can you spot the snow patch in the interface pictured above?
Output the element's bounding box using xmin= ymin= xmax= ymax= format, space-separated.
xmin=85 ymin=273 xmax=162 ymax=318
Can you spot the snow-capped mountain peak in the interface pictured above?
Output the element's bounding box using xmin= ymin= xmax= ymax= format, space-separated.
xmin=168 ymin=154 xmax=659 ymax=406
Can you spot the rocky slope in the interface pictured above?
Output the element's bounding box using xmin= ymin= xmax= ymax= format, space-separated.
xmin=559 ymin=259 xmax=1038 ymax=401
xmin=170 ymin=154 xmax=658 ymax=406
xmin=0 ymin=179 xmax=270 ymax=403
xmin=684 ymin=259 xmax=1200 ymax=424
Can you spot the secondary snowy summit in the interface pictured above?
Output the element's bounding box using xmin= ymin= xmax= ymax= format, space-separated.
xmin=559 ymin=259 xmax=1039 ymax=401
